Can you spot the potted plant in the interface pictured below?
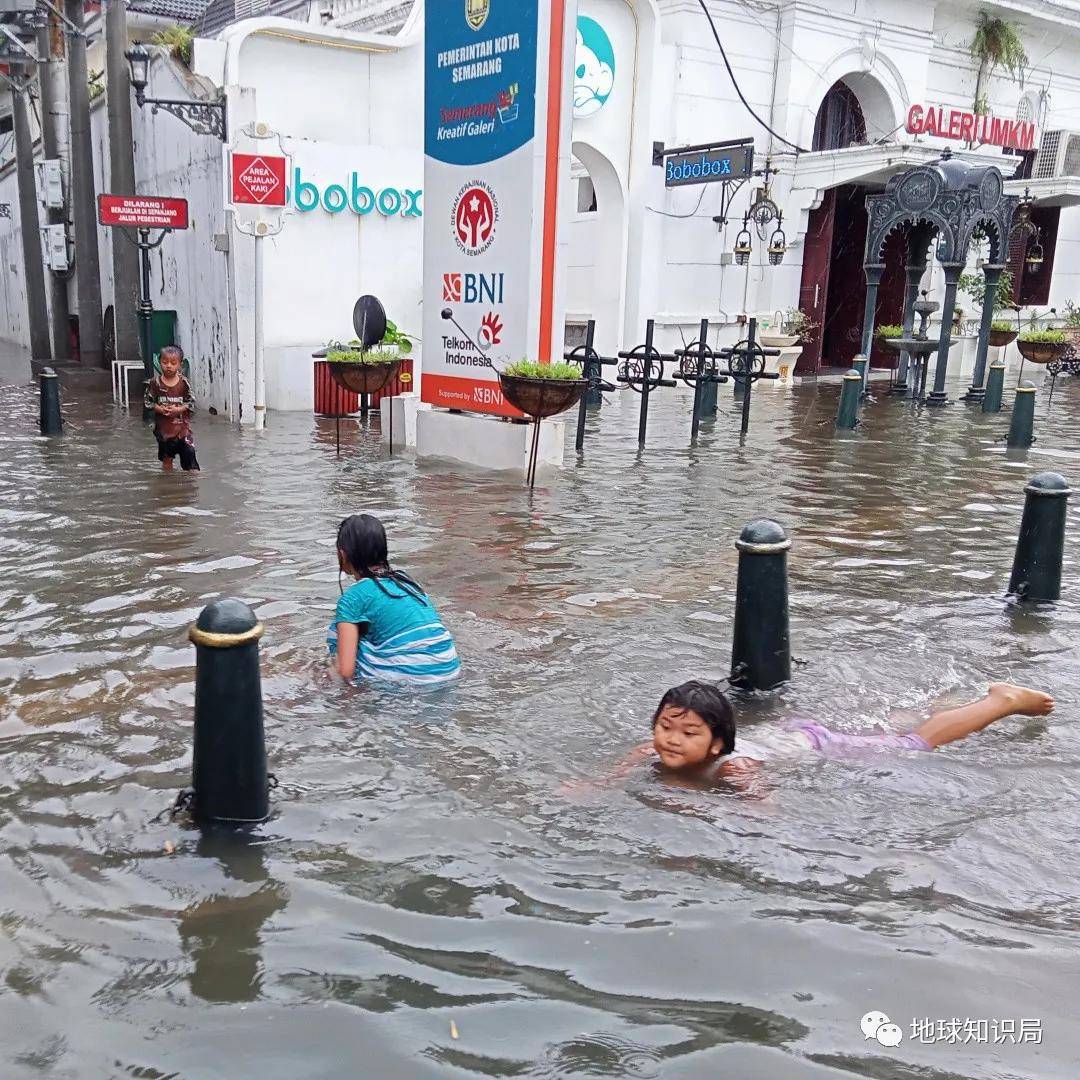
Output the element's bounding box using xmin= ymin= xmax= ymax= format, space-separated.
xmin=497 ymin=360 xmax=588 ymax=418
xmin=326 ymin=342 xmax=402 ymax=395
xmin=1061 ymin=301 xmax=1080 ymax=347
xmin=988 ymin=320 xmax=1018 ymax=348
xmin=1016 ymin=328 xmax=1067 ymax=365
xmin=876 ymin=324 xmax=905 ymax=343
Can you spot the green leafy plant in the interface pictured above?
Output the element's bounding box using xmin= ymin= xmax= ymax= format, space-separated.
xmin=382 ymin=319 xmax=413 ymax=353
xmin=970 ymin=12 xmax=1027 ymax=115
xmin=1018 ymin=329 xmax=1065 ymax=344
xmin=959 ymin=268 xmax=1015 ymax=310
xmin=876 ymin=325 xmax=905 ymax=339
xmin=503 ymin=360 xmax=584 ymax=380
xmin=781 ymin=308 xmax=818 ymax=340
xmin=1062 ymin=301 xmax=1080 ymax=329
xmin=88 ymin=69 xmax=104 ymax=102
xmin=152 ymin=26 xmax=195 ymax=66
xmin=991 ymin=320 xmax=1015 ymax=332
xmin=326 ymin=346 xmax=399 ymax=366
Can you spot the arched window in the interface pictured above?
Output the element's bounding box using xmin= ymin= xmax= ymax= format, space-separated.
xmin=812 ymin=81 xmax=867 ymax=152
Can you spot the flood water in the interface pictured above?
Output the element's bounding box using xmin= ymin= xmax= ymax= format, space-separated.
xmin=2 ymin=361 xmax=1079 ymax=1079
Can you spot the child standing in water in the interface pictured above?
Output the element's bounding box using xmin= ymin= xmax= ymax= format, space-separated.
xmin=328 ymin=514 xmax=460 ymax=687
xmin=638 ymin=680 xmax=1054 ymax=783
xmin=144 ymin=345 xmax=199 ymax=472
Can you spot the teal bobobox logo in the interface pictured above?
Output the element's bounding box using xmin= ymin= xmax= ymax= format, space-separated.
xmin=573 ymin=16 xmax=615 ymax=119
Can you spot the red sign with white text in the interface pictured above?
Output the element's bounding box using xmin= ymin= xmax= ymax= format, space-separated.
xmin=98 ymin=194 xmax=189 ymax=229
xmin=231 ymin=153 xmax=287 ymax=206
xmin=906 ymin=104 xmax=1037 ymax=152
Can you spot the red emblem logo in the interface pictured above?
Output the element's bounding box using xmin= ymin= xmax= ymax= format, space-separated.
xmin=452 ymin=181 xmax=498 ymax=256
xmin=443 ymin=273 xmax=462 ymax=302
xmin=478 ymin=312 xmax=503 ymax=348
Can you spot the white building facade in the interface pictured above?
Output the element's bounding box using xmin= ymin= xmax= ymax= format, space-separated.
xmin=3 ymin=0 xmax=1080 ymax=416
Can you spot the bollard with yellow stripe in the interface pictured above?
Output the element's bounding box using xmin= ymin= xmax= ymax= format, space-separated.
xmin=188 ymin=599 xmax=270 ymax=824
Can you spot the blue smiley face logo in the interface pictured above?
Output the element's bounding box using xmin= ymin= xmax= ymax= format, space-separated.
xmin=573 ymin=16 xmax=615 ymax=119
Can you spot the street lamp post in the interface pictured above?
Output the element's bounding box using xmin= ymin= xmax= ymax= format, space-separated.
xmin=124 ymin=43 xmax=227 ymax=141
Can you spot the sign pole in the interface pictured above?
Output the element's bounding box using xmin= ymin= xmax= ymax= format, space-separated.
xmin=138 ymin=227 xmax=154 ymax=388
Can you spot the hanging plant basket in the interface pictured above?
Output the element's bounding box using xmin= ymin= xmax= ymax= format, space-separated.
xmin=1016 ymin=338 xmax=1067 ymax=365
xmin=988 ymin=327 xmax=1018 ymax=348
xmin=497 ymin=373 xmax=588 ymax=418
xmin=327 ymin=353 xmax=402 ymax=395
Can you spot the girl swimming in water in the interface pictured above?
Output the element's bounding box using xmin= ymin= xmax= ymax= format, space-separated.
xmin=328 ymin=514 xmax=460 ymax=687
xmin=644 ymin=679 xmax=1055 ymax=781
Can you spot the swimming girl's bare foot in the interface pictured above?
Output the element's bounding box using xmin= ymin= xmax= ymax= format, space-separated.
xmin=988 ymin=683 xmax=1055 ymax=717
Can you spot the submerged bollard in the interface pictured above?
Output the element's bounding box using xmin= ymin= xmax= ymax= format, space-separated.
xmin=852 ymin=354 xmax=869 ymax=396
xmin=1008 ymin=472 xmax=1070 ymax=602
xmin=835 ymin=369 xmax=862 ymax=430
xmin=188 ymin=599 xmax=270 ymax=824
xmin=730 ymin=519 xmax=791 ymax=691
xmin=1007 ymin=381 xmax=1037 ymax=448
xmin=982 ymin=359 xmax=1006 ymax=413
xmin=39 ymin=367 xmax=62 ymax=435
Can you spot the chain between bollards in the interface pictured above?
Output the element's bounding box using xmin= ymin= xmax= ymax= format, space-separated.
xmin=982 ymin=360 xmax=1006 ymax=414
xmin=1008 ymin=472 xmax=1070 ymax=602
xmin=730 ymin=519 xmax=792 ymax=691
xmin=1006 ymin=381 xmax=1037 ymax=449
xmin=187 ymin=599 xmax=271 ymax=825
xmin=835 ymin=369 xmax=861 ymax=430
xmin=39 ymin=367 xmax=62 ymax=436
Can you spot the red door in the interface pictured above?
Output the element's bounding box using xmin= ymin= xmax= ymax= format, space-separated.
xmin=797 ymin=189 xmax=836 ymax=373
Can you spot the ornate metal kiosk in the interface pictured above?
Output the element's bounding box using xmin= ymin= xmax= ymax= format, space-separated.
xmin=860 ymin=150 xmax=1018 ymax=405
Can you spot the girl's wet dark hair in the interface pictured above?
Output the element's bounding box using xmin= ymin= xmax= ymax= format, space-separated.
xmin=336 ymin=514 xmax=430 ymax=606
xmin=653 ymin=681 xmax=736 ymax=754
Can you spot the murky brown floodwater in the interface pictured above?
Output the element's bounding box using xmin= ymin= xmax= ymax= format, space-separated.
xmin=2 ymin=359 xmax=1079 ymax=1079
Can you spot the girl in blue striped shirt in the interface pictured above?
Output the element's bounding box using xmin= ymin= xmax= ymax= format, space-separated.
xmin=328 ymin=514 xmax=460 ymax=687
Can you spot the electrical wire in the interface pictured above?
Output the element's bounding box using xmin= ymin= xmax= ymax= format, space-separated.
xmin=696 ymin=0 xmax=809 ymax=154
xmin=646 ymin=185 xmax=709 ymax=219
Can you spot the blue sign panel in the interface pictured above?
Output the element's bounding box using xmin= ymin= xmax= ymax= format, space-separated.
xmin=665 ymin=144 xmax=754 ymax=188
xmin=425 ymin=0 xmax=538 ymax=167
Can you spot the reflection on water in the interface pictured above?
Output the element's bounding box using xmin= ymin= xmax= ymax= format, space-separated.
xmin=1 ymin=367 xmax=1079 ymax=1078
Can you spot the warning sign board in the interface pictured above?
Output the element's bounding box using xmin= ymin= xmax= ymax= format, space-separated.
xmin=97 ymin=194 xmax=189 ymax=230
xmin=231 ymin=153 xmax=287 ymax=206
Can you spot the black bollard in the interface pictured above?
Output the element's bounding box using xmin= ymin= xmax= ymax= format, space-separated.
xmin=835 ymin=369 xmax=861 ymax=430
xmin=1008 ymin=472 xmax=1070 ymax=602
xmin=39 ymin=367 xmax=62 ymax=435
xmin=1006 ymin=381 xmax=1037 ymax=449
xmin=188 ymin=599 xmax=270 ymax=824
xmin=730 ymin=519 xmax=791 ymax=690
xmin=982 ymin=359 xmax=1006 ymax=413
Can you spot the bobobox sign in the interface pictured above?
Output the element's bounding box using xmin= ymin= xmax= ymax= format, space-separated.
xmin=422 ymin=0 xmax=543 ymax=417
xmin=231 ymin=153 xmax=288 ymax=206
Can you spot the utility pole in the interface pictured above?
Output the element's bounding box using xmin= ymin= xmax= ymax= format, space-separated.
xmin=12 ymin=76 xmax=52 ymax=360
xmin=65 ymin=0 xmax=104 ymax=367
xmin=36 ymin=16 xmax=71 ymax=360
xmin=105 ymin=0 xmax=139 ymax=366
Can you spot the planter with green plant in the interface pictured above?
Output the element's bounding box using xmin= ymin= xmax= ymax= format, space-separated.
xmin=497 ymin=360 xmax=588 ymax=418
xmin=152 ymin=26 xmax=195 ymax=66
xmin=988 ymin=320 xmax=1018 ymax=348
xmin=326 ymin=345 xmax=402 ymax=395
xmin=1016 ymin=329 xmax=1067 ymax=365
xmin=1061 ymin=301 xmax=1080 ymax=346
xmin=876 ymin=324 xmax=905 ymax=342
xmin=969 ymin=12 xmax=1027 ymax=117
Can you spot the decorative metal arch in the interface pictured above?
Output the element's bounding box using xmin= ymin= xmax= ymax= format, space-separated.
xmin=857 ymin=151 xmax=1019 ymax=406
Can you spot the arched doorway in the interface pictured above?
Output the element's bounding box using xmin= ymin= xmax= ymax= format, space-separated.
xmin=565 ymin=141 xmax=627 ymax=357
xmin=797 ymin=78 xmax=906 ymax=373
